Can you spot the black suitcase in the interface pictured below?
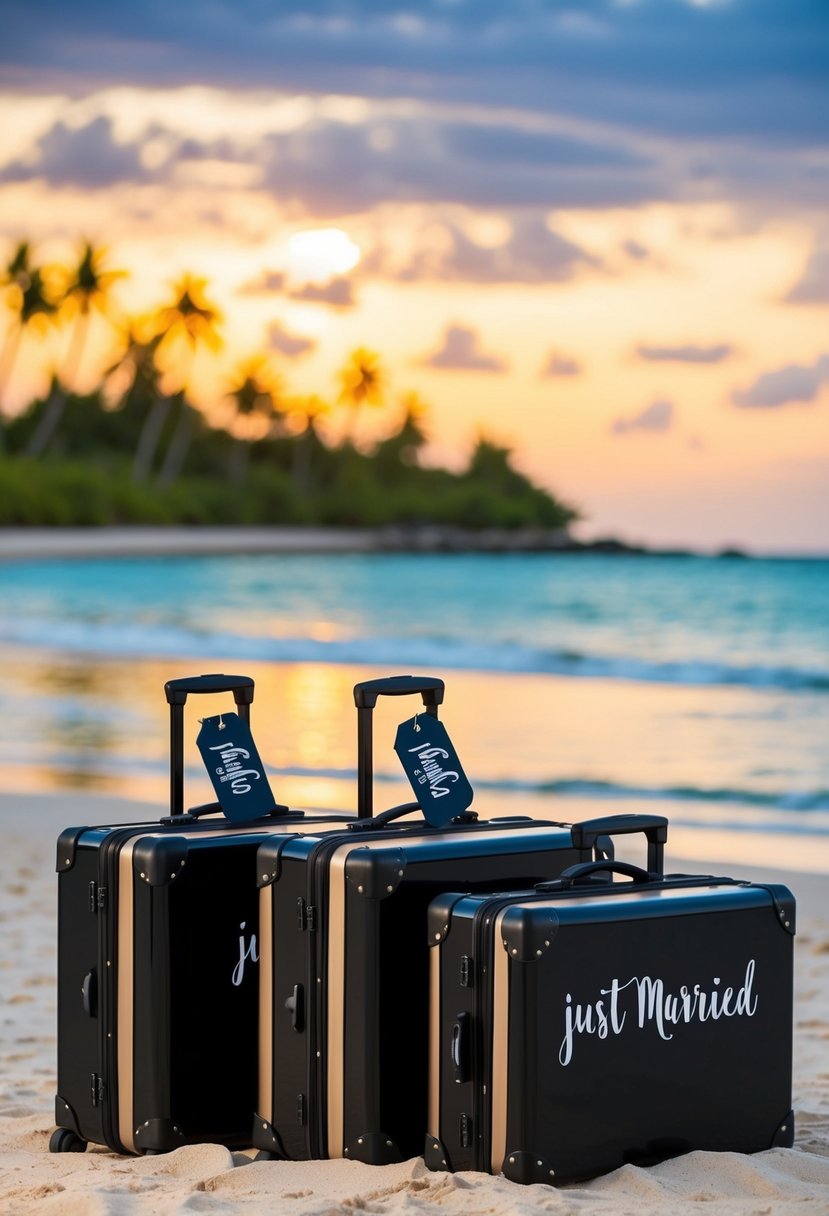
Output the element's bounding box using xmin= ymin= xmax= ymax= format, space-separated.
xmin=426 ymin=859 xmax=795 ymax=1185
xmin=253 ymin=674 xmax=669 ymax=1166
xmin=51 ymin=673 xmax=351 ymax=1157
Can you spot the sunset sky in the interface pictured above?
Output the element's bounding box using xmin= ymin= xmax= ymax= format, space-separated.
xmin=1 ymin=0 xmax=827 ymax=551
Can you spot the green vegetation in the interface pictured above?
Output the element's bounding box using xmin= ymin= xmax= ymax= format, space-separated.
xmin=0 ymin=240 xmax=578 ymax=531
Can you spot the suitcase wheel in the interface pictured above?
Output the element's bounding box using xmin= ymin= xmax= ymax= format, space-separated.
xmin=254 ymin=1150 xmax=279 ymax=1161
xmin=49 ymin=1128 xmax=87 ymax=1154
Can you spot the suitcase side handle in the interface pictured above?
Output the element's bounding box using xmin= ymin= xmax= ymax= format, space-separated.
xmin=164 ymin=673 xmax=255 ymax=820
xmin=537 ymin=859 xmax=657 ymax=891
xmin=571 ymin=813 xmax=668 ymax=874
xmin=353 ymin=674 xmax=445 ymax=819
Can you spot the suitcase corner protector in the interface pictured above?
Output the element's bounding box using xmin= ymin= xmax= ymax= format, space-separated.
xmin=54 ymin=1094 xmax=83 ymax=1139
xmin=345 ymin=849 xmax=407 ymax=900
xmin=502 ymin=1149 xmax=557 ymax=1186
xmin=424 ymin=1132 xmax=451 ymax=1172
xmin=134 ymin=1117 xmax=186 ymax=1153
xmin=345 ymin=1131 xmax=402 ymax=1164
xmin=56 ymin=827 xmax=89 ymax=872
xmin=252 ymin=1113 xmax=285 ymax=1155
xmin=500 ymin=907 xmax=559 ymax=963
xmin=770 ymin=1110 xmax=795 ymax=1148
xmin=133 ymin=836 xmax=190 ymax=886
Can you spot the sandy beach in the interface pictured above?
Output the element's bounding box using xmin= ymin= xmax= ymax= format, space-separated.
xmin=1 ymin=790 xmax=828 ymax=1215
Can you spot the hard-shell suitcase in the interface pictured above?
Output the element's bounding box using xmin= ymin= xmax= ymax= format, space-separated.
xmin=426 ymin=860 xmax=795 ymax=1185
xmin=51 ymin=673 xmax=351 ymax=1157
xmin=253 ymin=674 xmax=669 ymax=1165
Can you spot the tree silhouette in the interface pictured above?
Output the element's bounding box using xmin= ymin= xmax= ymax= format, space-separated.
xmin=132 ymin=274 xmax=222 ymax=483
xmin=103 ymin=323 xmax=164 ymax=474
xmin=286 ymin=392 xmax=330 ymax=492
xmin=27 ymin=240 xmax=126 ymax=456
xmin=0 ymin=243 xmax=57 ymax=445
xmin=224 ymin=355 xmax=284 ymax=483
xmin=337 ymin=347 xmax=385 ymax=445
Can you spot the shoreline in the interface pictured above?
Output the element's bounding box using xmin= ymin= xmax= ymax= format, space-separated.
xmin=0 ymin=524 xmax=760 ymax=561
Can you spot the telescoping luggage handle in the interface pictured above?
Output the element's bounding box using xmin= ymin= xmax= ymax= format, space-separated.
xmin=353 ymin=675 xmax=445 ymax=820
xmin=164 ymin=673 xmax=256 ymax=821
xmin=570 ymin=812 xmax=668 ymax=875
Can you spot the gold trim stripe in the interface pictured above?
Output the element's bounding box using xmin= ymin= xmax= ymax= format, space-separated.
xmin=490 ymin=909 xmax=510 ymax=1174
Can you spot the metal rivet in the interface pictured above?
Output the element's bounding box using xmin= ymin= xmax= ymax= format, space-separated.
xmin=64 ymin=858 xmax=70 ymax=865
xmin=398 ymin=870 xmax=404 ymax=876
xmin=262 ymin=1123 xmax=268 ymax=1130
xmin=357 ymin=885 xmax=364 ymax=893
xmin=386 ymin=1140 xmax=393 ymax=1147
xmin=442 ymin=1159 xmax=447 ymax=1166
xmin=511 ymin=948 xmax=518 ymax=956
xmin=435 ymin=933 xmax=441 ymax=941
xmin=509 ymin=1156 xmax=515 ymax=1164
xmin=386 ymin=885 xmax=393 ymax=893
xmin=106 ymin=961 xmax=111 ymax=967
xmin=549 ymin=1170 xmax=555 ymax=1177
xmin=65 ymin=1104 xmax=70 ymax=1111
xmin=140 ymin=872 xmax=146 ymax=879
xmin=433 ymin=1142 xmax=440 ymax=1150
xmin=537 ymin=1159 xmax=543 ymax=1166
xmin=170 ymin=873 xmax=176 ymax=879
xmin=358 ymin=1137 xmax=363 ymax=1144
xmin=107 ymin=1033 xmax=112 ymax=1039
xmin=536 ymin=949 xmax=542 ymax=956
xmin=344 ymin=1148 xmax=349 ymax=1154
xmin=316 ymin=1051 xmax=321 ymax=1058
xmin=544 ymin=940 xmax=550 ymax=947
xmin=262 ymin=874 xmax=268 ymax=881
xmin=785 ymin=921 xmax=791 ymax=928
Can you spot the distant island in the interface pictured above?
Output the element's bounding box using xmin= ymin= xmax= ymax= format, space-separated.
xmin=0 ymin=240 xmax=576 ymax=533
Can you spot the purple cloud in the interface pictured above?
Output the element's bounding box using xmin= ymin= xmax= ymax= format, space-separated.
xmin=785 ymin=249 xmax=829 ymax=305
xmin=636 ymin=343 xmax=733 ymax=364
xmin=423 ymin=325 xmax=508 ymax=373
xmin=287 ymin=278 xmax=356 ymax=308
xmin=612 ymin=399 xmax=674 ymax=435
xmin=541 ymin=352 xmax=582 ymax=377
xmin=732 ymin=355 xmax=829 ymax=408
xmin=266 ymin=320 xmax=315 ymax=358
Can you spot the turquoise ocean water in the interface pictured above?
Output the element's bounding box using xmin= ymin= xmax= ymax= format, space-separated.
xmin=2 ymin=552 xmax=828 ymax=863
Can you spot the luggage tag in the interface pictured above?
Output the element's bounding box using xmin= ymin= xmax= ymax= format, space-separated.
xmin=196 ymin=712 xmax=277 ymax=822
xmin=394 ymin=714 xmax=474 ymax=827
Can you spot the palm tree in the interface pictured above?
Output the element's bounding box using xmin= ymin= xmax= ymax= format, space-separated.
xmin=103 ymin=323 xmax=164 ymax=472
xmin=337 ymin=347 xmax=385 ymax=445
xmin=26 ymin=240 xmax=126 ymax=457
xmin=394 ymin=391 xmax=429 ymax=466
xmin=287 ymin=393 xmax=330 ymax=492
xmin=0 ymin=242 xmax=57 ymax=443
xmin=224 ymin=355 xmax=284 ymax=483
xmin=154 ymin=274 xmax=222 ymax=486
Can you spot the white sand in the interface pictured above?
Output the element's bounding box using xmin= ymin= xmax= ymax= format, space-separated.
xmin=2 ymin=791 xmax=828 ymax=1215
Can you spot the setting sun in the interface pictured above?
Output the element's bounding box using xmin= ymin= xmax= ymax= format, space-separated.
xmin=286 ymin=228 xmax=361 ymax=284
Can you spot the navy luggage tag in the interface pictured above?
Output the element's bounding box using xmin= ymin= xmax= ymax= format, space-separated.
xmin=196 ymin=712 xmax=277 ymax=822
xmin=394 ymin=714 xmax=474 ymax=827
